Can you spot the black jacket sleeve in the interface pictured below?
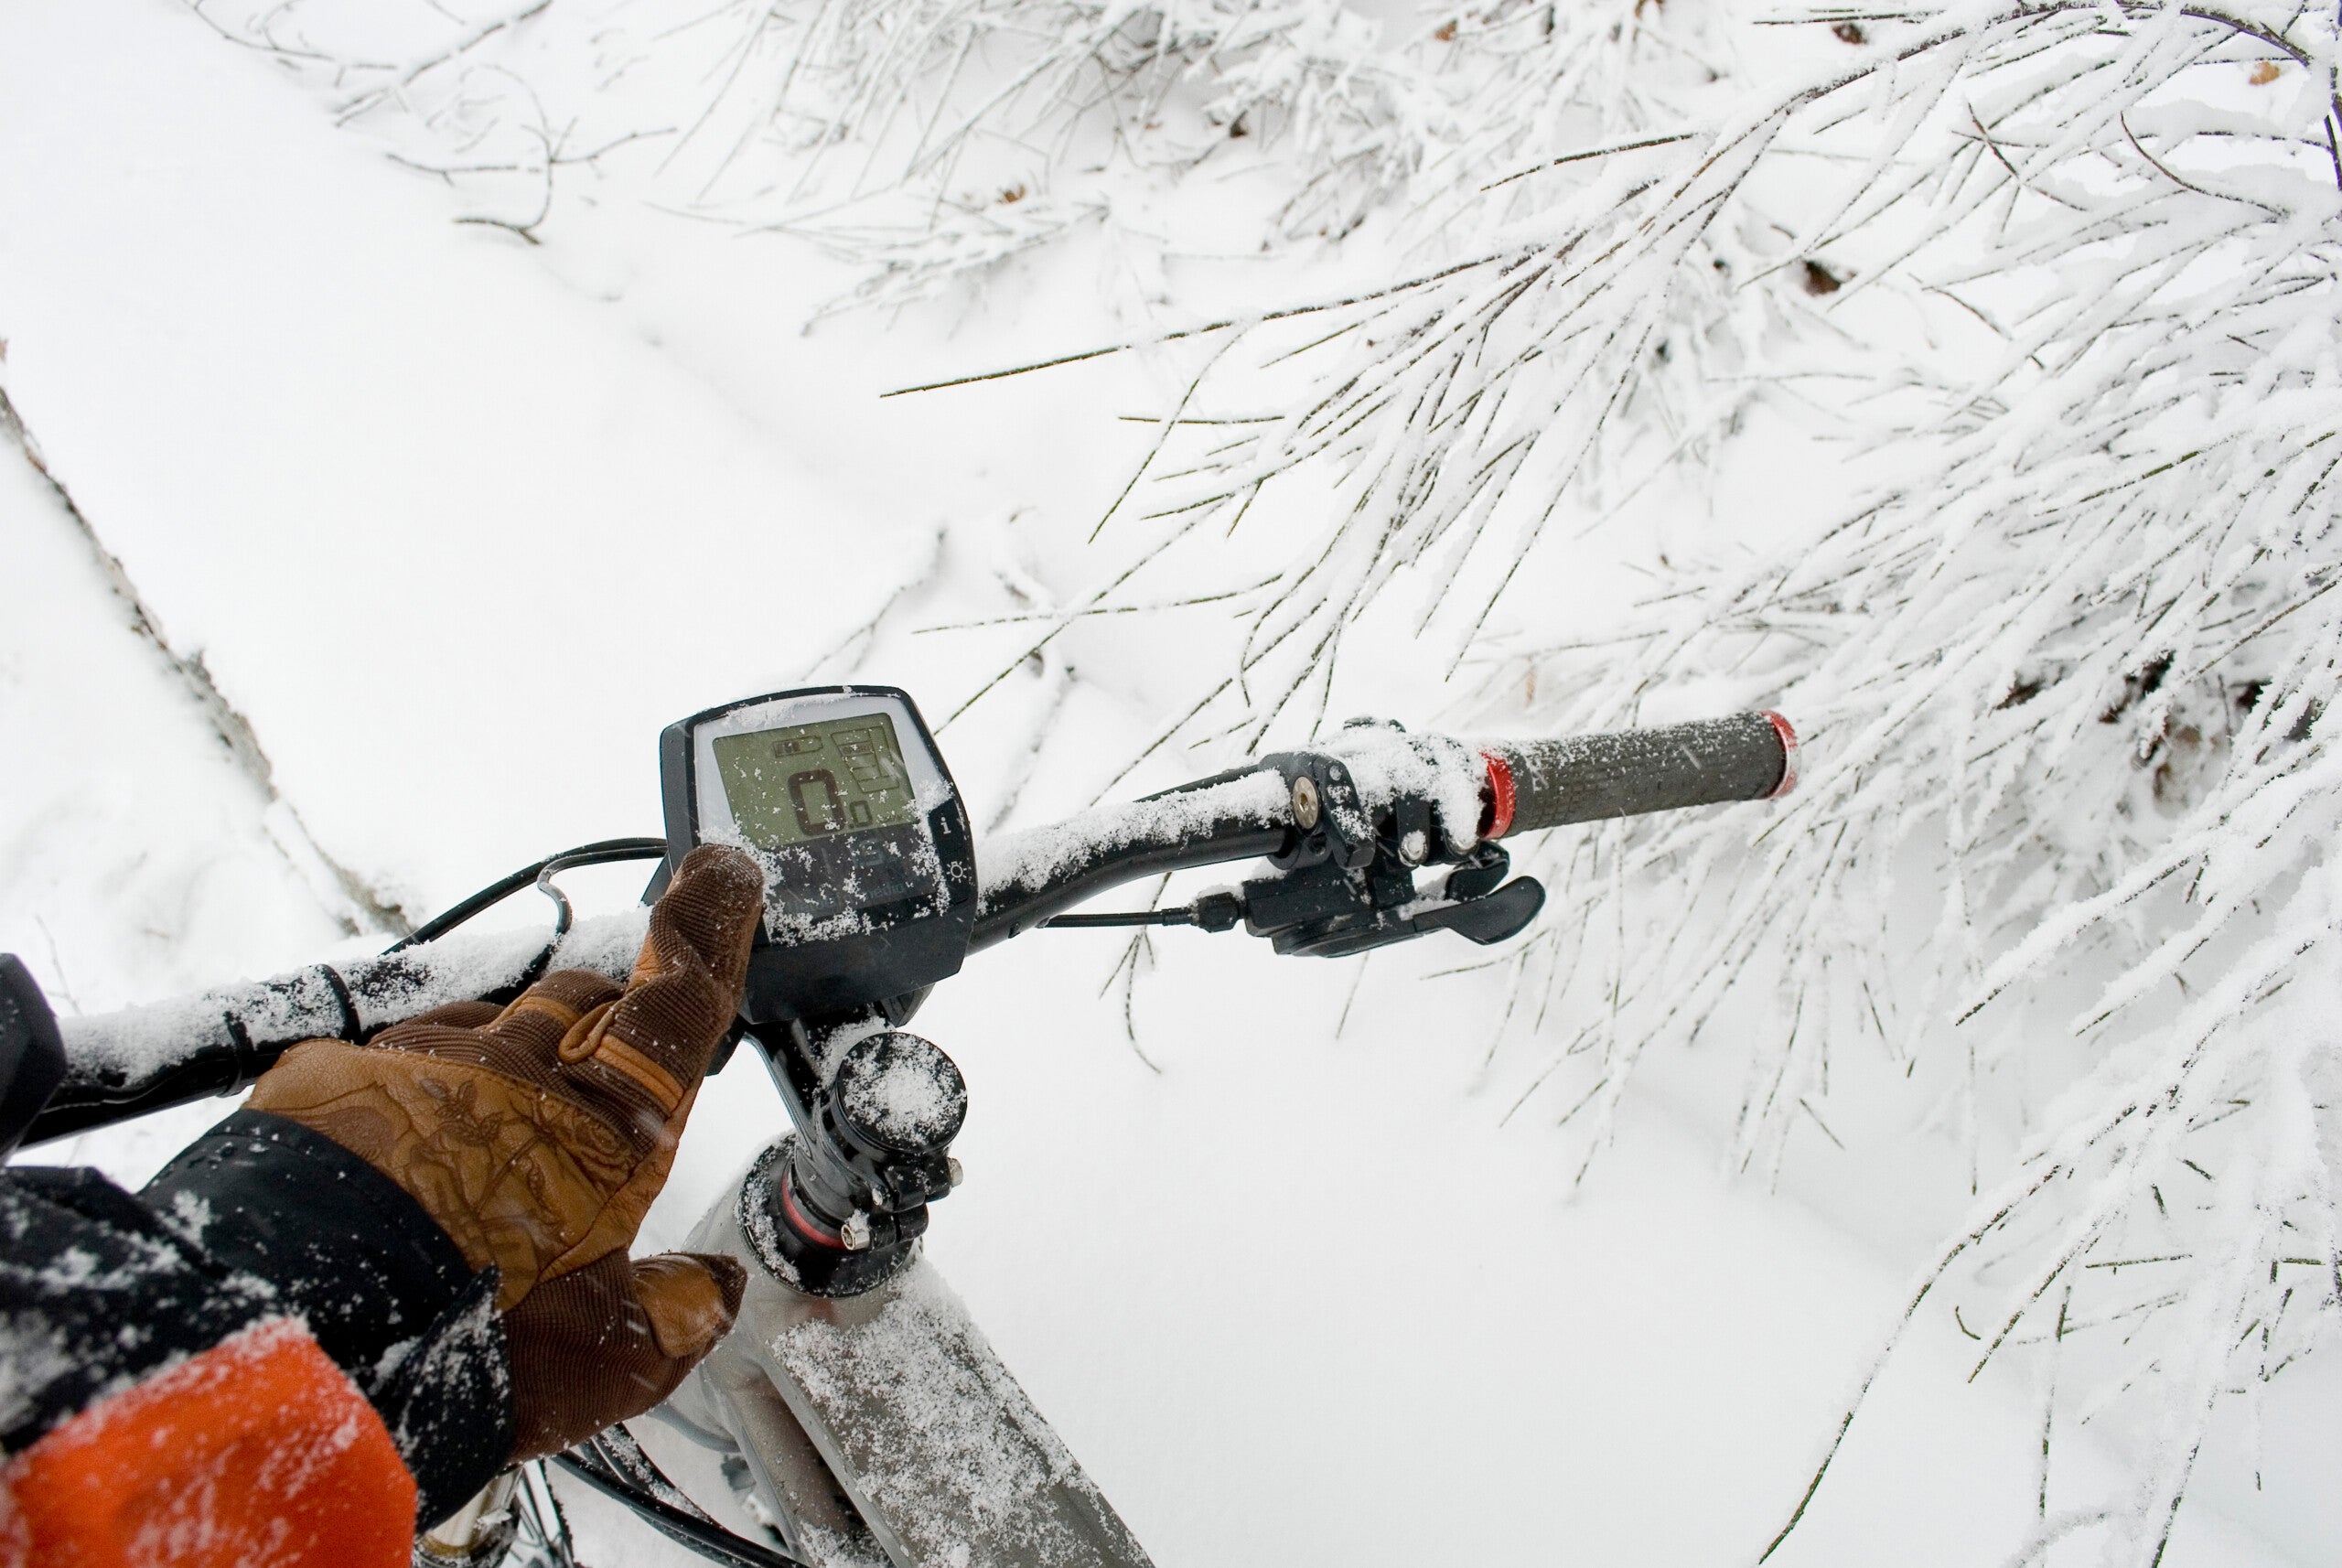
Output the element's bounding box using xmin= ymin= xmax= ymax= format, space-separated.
xmin=2 ymin=1108 xmax=515 ymax=1527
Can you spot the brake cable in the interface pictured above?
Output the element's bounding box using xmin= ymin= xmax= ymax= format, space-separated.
xmin=384 ymin=838 xmax=671 ymax=953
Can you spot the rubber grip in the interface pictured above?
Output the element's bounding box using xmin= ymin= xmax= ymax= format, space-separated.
xmin=1485 ymin=711 xmax=1795 ymax=836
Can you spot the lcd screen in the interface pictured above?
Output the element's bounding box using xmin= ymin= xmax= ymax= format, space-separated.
xmin=713 ymin=713 xmax=920 ymax=850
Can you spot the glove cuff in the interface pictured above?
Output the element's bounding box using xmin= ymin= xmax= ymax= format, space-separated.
xmin=145 ymin=1110 xmax=478 ymax=1376
xmin=375 ymin=1266 xmax=517 ymax=1527
xmin=143 ymin=1109 xmax=517 ymax=1523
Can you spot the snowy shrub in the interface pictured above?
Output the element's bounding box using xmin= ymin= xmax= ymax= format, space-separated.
xmin=1085 ymin=0 xmax=2341 ymax=1558
xmin=660 ymin=0 xmax=1452 ymax=279
xmin=186 ymin=0 xmax=1475 ymax=300
xmin=178 ymin=0 xmax=2342 ymax=1555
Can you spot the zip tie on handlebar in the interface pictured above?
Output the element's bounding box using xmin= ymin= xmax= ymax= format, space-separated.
xmin=220 ymin=1010 xmax=270 ymax=1090
xmin=1760 ymin=711 xmax=1800 ymax=800
xmin=317 ymin=965 xmax=362 ymax=1044
xmin=1479 ymin=749 xmax=1518 ymax=840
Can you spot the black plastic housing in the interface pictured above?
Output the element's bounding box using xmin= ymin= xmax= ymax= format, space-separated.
xmin=660 ymin=686 xmax=978 ymax=1025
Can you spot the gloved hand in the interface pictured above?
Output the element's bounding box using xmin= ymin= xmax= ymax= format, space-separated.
xmin=246 ymin=843 xmax=765 ymax=1460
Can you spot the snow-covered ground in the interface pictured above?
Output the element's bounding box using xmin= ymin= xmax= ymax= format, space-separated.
xmin=1 ymin=2 xmax=2336 ymax=1564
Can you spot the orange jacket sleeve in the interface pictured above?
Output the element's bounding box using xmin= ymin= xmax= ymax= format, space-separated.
xmin=0 ymin=1318 xmax=416 ymax=1568
xmin=2 ymin=1130 xmax=514 ymax=1559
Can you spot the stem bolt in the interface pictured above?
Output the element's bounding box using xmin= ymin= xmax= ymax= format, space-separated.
xmin=946 ymin=1156 xmax=964 ymax=1188
xmin=840 ymin=1213 xmax=873 ymax=1251
xmin=1291 ymin=775 xmax=1321 ymax=829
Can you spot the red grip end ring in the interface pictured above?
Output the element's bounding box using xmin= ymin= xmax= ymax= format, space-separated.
xmin=1761 ymin=711 xmax=1799 ymax=800
xmin=1480 ymin=749 xmax=1518 ymax=839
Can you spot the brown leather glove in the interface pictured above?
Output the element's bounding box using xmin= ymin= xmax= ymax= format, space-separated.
xmin=247 ymin=843 xmax=765 ymax=1460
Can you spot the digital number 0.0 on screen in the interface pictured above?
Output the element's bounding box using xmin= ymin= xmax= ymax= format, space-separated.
xmin=712 ymin=714 xmax=919 ymax=851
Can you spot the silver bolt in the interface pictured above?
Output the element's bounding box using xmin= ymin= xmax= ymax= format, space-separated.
xmin=946 ymin=1156 xmax=964 ymax=1187
xmin=1291 ymin=775 xmax=1321 ymax=829
xmin=839 ymin=1213 xmax=873 ymax=1251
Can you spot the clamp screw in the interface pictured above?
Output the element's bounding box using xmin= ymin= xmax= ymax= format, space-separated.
xmin=1291 ymin=775 xmax=1322 ymax=829
xmin=840 ymin=1213 xmax=873 ymax=1251
xmin=946 ymin=1156 xmax=964 ymax=1188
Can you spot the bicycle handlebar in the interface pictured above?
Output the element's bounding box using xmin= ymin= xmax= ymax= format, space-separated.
xmin=37 ymin=911 xmax=650 ymax=1147
xmin=19 ymin=712 xmax=1795 ymax=1149
xmin=972 ymin=768 xmax=1293 ymax=950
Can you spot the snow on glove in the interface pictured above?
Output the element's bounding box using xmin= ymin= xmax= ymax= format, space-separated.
xmin=246 ymin=843 xmax=764 ymax=1460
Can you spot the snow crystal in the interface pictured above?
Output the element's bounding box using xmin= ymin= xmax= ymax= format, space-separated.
xmin=160 ymin=1190 xmax=212 ymax=1247
xmin=0 ymin=1310 xmax=81 ymax=1437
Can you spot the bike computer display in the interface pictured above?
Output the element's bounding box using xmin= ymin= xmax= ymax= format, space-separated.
xmin=660 ymin=687 xmax=976 ymax=1024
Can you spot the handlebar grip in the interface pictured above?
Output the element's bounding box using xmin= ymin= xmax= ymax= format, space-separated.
xmin=1483 ymin=711 xmax=1796 ymax=837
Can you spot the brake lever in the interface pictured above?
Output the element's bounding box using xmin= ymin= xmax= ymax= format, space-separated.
xmin=1396 ymin=875 xmax=1547 ymax=946
xmin=1244 ymin=868 xmax=1546 ymax=958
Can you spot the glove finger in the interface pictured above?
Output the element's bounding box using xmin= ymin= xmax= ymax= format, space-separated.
xmin=482 ymin=970 xmax=626 ymax=1058
xmin=635 ymin=843 xmax=764 ymax=1000
xmin=371 ymin=971 xmax=620 ymax=1066
xmin=400 ymin=999 xmax=502 ymax=1031
xmin=502 ymin=1248 xmax=747 ymax=1462
xmin=564 ymin=845 xmax=763 ymax=1131
xmin=369 ymin=974 xmax=631 ymax=1148
xmin=634 ymin=1251 xmax=747 ymax=1363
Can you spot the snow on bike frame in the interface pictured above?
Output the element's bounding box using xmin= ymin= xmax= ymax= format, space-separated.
xmin=659 ymin=687 xmax=978 ymax=1026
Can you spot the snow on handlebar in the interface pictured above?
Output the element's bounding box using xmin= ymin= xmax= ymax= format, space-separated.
xmin=35 ymin=909 xmax=651 ymax=1147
